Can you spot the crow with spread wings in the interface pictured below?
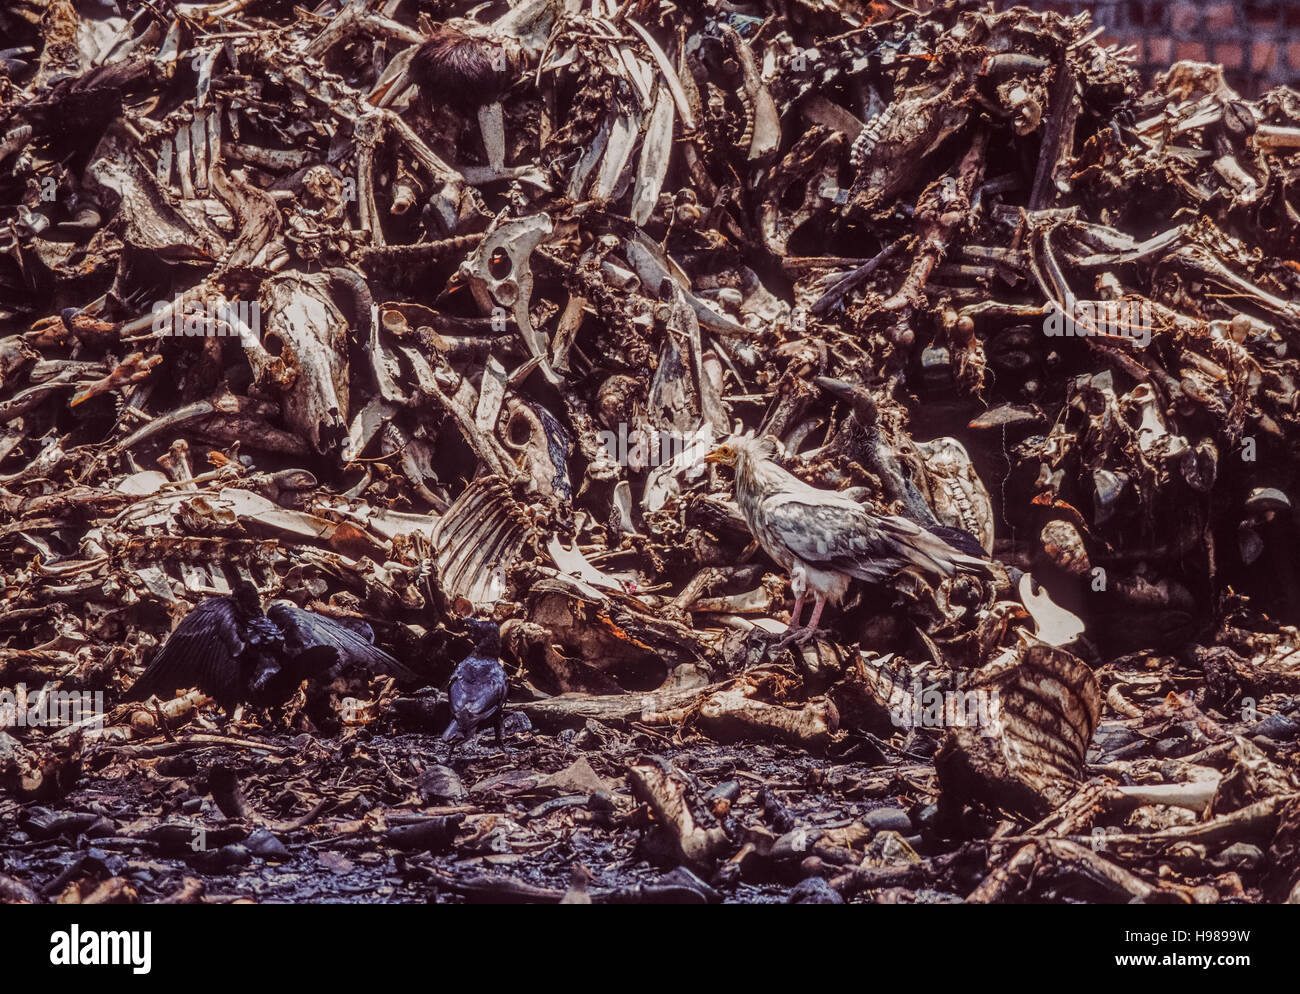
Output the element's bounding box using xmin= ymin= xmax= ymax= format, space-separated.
xmin=125 ymin=580 xmax=419 ymax=712
xmin=706 ymin=435 xmax=996 ymax=641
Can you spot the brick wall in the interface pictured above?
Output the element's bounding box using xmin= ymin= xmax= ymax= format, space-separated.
xmin=998 ymin=0 xmax=1300 ymax=97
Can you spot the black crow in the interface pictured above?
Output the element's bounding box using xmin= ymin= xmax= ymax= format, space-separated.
xmin=125 ymin=580 xmax=418 ymax=713
xmin=441 ymin=618 xmax=509 ymax=750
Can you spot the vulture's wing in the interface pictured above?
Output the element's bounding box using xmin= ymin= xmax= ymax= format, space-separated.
xmin=126 ymin=597 xmax=248 ymax=706
xmin=759 ymin=493 xmax=987 ymax=583
xmin=266 ymin=602 xmax=419 ymax=683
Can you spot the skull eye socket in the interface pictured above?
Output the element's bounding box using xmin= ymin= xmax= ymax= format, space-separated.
xmin=506 ymin=410 xmax=533 ymax=446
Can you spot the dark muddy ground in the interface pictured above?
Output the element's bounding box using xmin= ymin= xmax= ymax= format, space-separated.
xmin=5 ymin=681 xmax=1279 ymax=905
xmin=2 ymin=727 xmax=863 ymax=904
xmin=4 ymin=718 xmax=918 ymax=904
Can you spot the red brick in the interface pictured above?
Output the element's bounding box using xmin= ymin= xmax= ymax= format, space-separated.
xmin=1146 ymin=37 xmax=1173 ymax=64
xmin=1126 ymin=1 xmax=1159 ymax=28
xmin=1214 ymin=43 xmax=1244 ymax=70
xmin=1289 ymin=42 xmax=1300 ymax=71
xmin=1170 ymin=2 xmax=1201 ymax=33
xmin=1244 ymin=2 xmax=1283 ymax=29
xmin=1251 ymin=41 xmax=1278 ymax=72
xmin=1205 ymin=3 xmax=1237 ymax=31
xmin=1175 ymin=41 xmax=1207 ymax=63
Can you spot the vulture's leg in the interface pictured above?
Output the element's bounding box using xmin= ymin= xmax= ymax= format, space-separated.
xmin=786 ymin=593 xmax=806 ymax=630
xmin=778 ymin=596 xmax=829 ymax=647
xmin=806 ymin=595 xmax=827 ymax=630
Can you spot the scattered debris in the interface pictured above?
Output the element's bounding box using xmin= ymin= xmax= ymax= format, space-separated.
xmin=3 ymin=0 xmax=1300 ymax=904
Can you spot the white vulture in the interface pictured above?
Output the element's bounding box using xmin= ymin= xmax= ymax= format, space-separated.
xmin=705 ymin=435 xmax=995 ymax=637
